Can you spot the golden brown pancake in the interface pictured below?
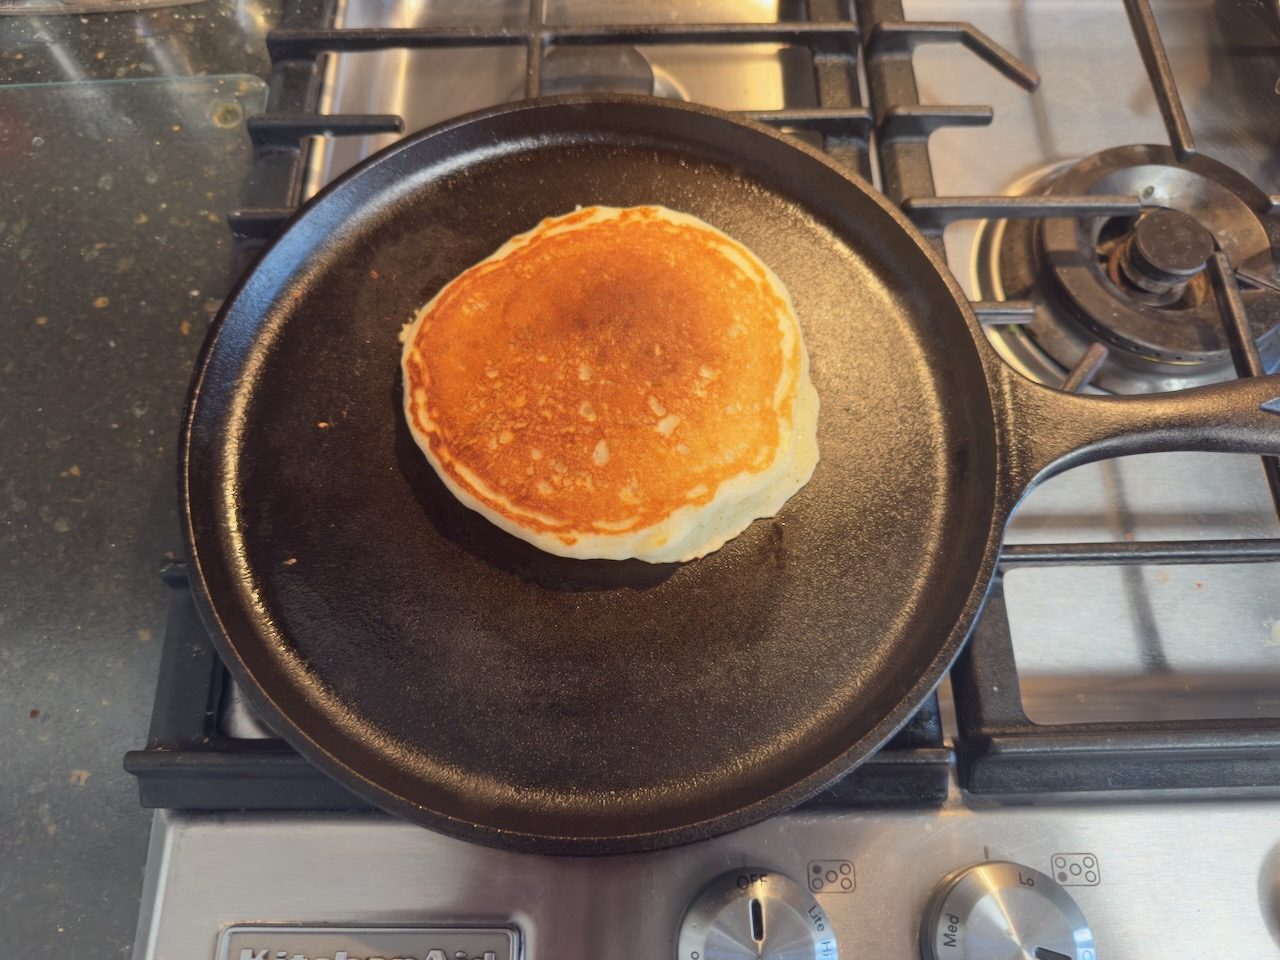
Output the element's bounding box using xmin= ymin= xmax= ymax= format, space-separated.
xmin=401 ymin=205 xmax=819 ymax=562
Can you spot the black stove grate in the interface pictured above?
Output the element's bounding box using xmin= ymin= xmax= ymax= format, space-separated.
xmin=126 ymin=0 xmax=1280 ymax=814
xmin=228 ymin=0 xmax=875 ymax=252
xmin=855 ymin=0 xmax=1280 ymax=795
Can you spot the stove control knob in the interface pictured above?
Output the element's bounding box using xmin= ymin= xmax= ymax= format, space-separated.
xmin=921 ymin=861 xmax=1095 ymax=960
xmin=677 ymin=867 xmax=837 ymax=960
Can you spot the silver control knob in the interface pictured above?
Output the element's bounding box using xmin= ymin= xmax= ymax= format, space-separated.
xmin=921 ymin=861 xmax=1096 ymax=960
xmin=677 ymin=867 xmax=837 ymax=960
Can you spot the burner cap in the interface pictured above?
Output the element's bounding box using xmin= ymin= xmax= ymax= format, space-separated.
xmin=1120 ymin=208 xmax=1215 ymax=294
xmin=537 ymin=47 xmax=690 ymax=101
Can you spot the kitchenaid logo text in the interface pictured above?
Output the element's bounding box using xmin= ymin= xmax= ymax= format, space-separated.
xmin=239 ymin=951 xmax=496 ymax=960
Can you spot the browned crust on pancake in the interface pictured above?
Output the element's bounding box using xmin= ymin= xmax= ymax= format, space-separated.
xmin=403 ymin=206 xmax=800 ymax=546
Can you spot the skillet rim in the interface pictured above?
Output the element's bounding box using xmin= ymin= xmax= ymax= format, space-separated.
xmin=180 ymin=93 xmax=1008 ymax=853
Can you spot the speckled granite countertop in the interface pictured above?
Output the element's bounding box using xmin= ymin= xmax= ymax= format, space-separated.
xmin=0 ymin=3 xmax=280 ymax=955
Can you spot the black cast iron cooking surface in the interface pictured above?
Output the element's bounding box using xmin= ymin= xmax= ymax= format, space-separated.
xmin=183 ymin=95 xmax=1280 ymax=854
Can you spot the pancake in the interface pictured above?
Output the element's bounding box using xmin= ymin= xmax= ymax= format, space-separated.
xmin=400 ymin=204 xmax=819 ymax=563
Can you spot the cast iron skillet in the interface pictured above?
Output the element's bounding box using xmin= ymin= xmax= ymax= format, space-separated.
xmin=183 ymin=95 xmax=1280 ymax=854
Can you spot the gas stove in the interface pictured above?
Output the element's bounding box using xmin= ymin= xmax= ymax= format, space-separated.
xmin=127 ymin=2 xmax=1280 ymax=958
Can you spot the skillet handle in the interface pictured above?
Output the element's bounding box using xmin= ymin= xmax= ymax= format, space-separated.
xmin=994 ymin=365 xmax=1280 ymax=497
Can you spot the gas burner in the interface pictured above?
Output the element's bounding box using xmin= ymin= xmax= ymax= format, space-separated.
xmin=529 ymin=47 xmax=691 ymax=101
xmin=975 ymin=145 xmax=1280 ymax=393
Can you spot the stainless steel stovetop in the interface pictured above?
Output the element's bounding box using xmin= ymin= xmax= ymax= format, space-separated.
xmin=132 ymin=2 xmax=1280 ymax=959
xmin=139 ymin=801 xmax=1280 ymax=958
